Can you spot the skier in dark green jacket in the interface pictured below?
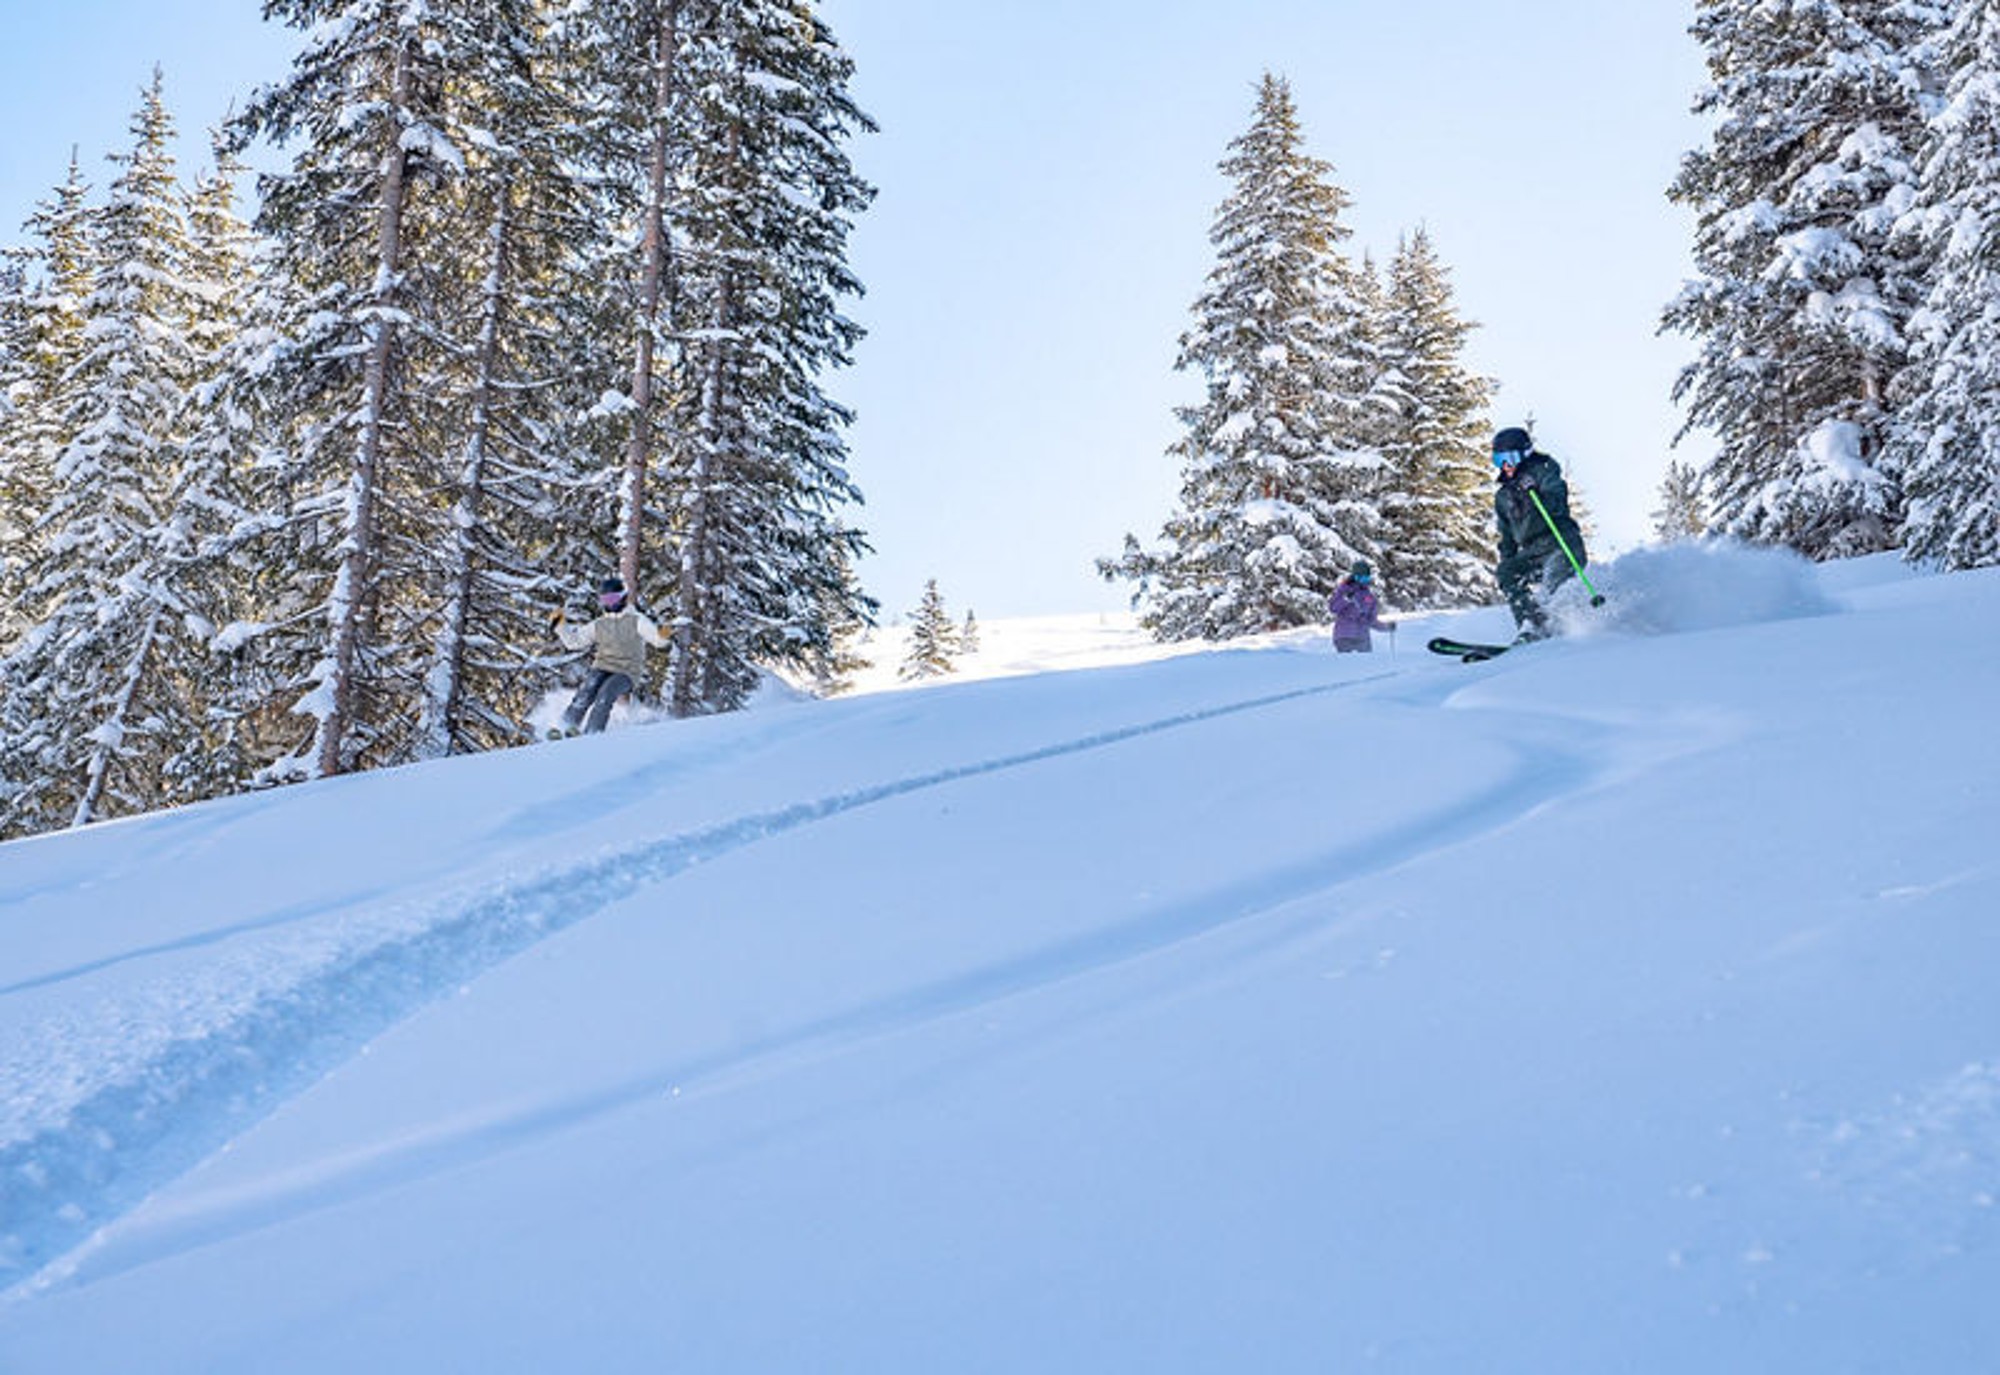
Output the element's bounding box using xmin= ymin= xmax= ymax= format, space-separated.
xmin=1491 ymin=426 xmax=1588 ymax=641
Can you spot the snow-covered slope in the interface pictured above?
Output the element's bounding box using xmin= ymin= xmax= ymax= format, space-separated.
xmin=2 ymin=548 xmax=1997 ymax=1373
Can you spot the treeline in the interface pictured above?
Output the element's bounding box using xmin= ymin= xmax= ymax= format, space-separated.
xmin=0 ymin=1 xmax=875 ymax=839
xmin=1100 ymin=75 xmax=1498 ymax=640
xmin=1664 ymin=0 xmax=1996 ymax=569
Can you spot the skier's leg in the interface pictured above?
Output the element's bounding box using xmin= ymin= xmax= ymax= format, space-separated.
xmin=1541 ymin=548 xmax=1576 ymax=597
xmin=1497 ymin=552 xmax=1546 ymax=636
xmin=1517 ymin=550 xmax=1579 ymax=638
xmin=563 ymin=670 xmax=608 ymax=732
xmin=583 ymin=672 xmax=634 ymax=733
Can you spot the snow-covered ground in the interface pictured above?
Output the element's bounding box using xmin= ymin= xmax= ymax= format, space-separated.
xmin=2 ymin=546 xmax=1997 ymax=1373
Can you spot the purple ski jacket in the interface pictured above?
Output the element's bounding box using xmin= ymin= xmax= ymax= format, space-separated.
xmin=1328 ymin=579 xmax=1387 ymax=648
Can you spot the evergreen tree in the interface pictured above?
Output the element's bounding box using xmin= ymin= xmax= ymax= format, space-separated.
xmin=1101 ymin=74 xmax=1387 ymax=640
xmin=0 ymin=259 xmax=20 ymax=567
xmin=226 ymin=0 xmax=443 ymax=779
xmin=898 ymin=579 xmax=957 ymax=681
xmin=1 ymin=161 xmax=98 ymax=831
xmin=412 ymin=0 xmax=620 ymax=758
xmin=168 ymin=132 xmax=297 ymax=802
xmin=658 ymin=0 xmax=876 ymax=716
xmin=0 ymin=255 xmax=38 ymax=593
xmin=959 ymin=608 xmax=981 ymax=655
xmin=228 ymin=0 xmax=600 ymax=776
xmin=0 ymin=75 xmax=205 ymax=831
xmin=1891 ymin=1 xmax=2000 ymax=570
xmin=1665 ymin=0 xmax=1947 ymax=559
xmin=565 ymin=0 xmax=705 ymax=598
xmin=1373 ymin=226 xmax=1495 ymax=608
xmin=1652 ymin=459 xmax=1709 ymax=542
xmin=802 ymin=538 xmax=875 ymax=695
xmin=1 ymin=157 xmax=95 ymax=617
xmin=1568 ymin=470 xmax=1601 ymax=548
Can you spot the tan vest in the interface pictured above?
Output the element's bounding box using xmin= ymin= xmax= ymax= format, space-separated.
xmin=591 ymin=611 xmax=650 ymax=679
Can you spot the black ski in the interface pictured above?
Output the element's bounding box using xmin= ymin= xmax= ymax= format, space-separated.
xmin=1427 ymin=636 xmax=1513 ymax=663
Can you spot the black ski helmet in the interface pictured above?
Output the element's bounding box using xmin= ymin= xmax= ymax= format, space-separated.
xmin=1350 ymin=559 xmax=1372 ymax=581
xmin=1492 ymin=426 xmax=1532 ymax=456
xmin=598 ymin=576 xmax=627 ymax=609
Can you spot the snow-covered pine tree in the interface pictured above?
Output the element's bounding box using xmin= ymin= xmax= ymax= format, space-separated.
xmin=231 ymin=0 xmax=581 ymax=777
xmin=658 ymin=0 xmax=875 ymax=716
xmin=162 ymin=132 xmax=297 ymax=804
xmin=555 ymin=0 xmax=712 ymax=703
xmin=1372 ymin=226 xmax=1495 ymax=608
xmin=410 ymin=0 xmax=620 ymax=757
xmin=1567 ymin=470 xmax=1601 ymax=548
xmin=0 ymin=158 xmax=95 ymax=624
xmin=0 ymin=259 xmax=21 ymax=575
xmin=0 ymin=161 xmax=99 ymax=833
xmin=1665 ymin=0 xmax=1947 ymax=560
xmin=1652 ymin=459 xmax=1708 ymax=543
xmin=802 ymin=537 xmax=875 ymax=696
xmin=225 ymin=1 xmax=445 ymax=780
xmin=0 ymin=74 xmax=206 ymax=832
xmin=1100 ymin=73 xmax=1388 ymax=640
xmin=0 ymin=255 xmax=35 ymax=588
xmin=1890 ymin=2 xmax=2000 ymax=570
xmin=561 ymin=0 xmax=705 ymax=598
xmin=898 ymin=579 xmax=957 ymax=681
xmin=959 ymin=608 xmax=980 ymax=655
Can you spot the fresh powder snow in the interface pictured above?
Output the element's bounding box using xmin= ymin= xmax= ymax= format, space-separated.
xmin=1 ymin=546 xmax=1996 ymax=1373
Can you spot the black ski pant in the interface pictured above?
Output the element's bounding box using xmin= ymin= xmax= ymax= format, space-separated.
xmin=1496 ymin=546 xmax=1576 ymax=635
xmin=563 ymin=669 xmax=634 ymax=734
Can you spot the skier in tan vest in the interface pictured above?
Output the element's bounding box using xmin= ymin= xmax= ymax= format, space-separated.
xmin=551 ymin=577 xmax=667 ymax=736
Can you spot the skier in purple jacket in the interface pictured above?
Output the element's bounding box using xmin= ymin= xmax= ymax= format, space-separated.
xmin=1328 ymin=560 xmax=1395 ymax=653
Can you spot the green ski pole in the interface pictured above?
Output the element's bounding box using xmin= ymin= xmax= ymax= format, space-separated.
xmin=1528 ymin=489 xmax=1605 ymax=606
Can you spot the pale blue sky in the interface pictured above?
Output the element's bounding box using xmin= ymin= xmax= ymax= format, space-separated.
xmin=2 ymin=1 xmax=1714 ymax=620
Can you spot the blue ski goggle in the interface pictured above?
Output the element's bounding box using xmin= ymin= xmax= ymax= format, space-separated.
xmin=1353 ymin=572 xmax=1372 ymax=585
xmin=1493 ymin=449 xmax=1523 ymax=469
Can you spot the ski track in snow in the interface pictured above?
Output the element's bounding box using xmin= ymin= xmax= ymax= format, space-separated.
xmin=0 ymin=661 xmax=1702 ymax=1296
xmin=44 ymin=711 xmax=1622 ymax=1295
xmin=0 ymin=672 xmax=1376 ymax=1288
xmin=0 ymin=887 xmax=402 ymax=999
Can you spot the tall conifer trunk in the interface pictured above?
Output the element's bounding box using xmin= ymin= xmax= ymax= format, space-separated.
xmin=669 ymin=269 xmax=732 ymax=718
xmin=315 ymin=38 xmax=413 ymax=778
xmin=421 ymin=172 xmax=514 ymax=758
xmin=73 ymin=607 xmax=164 ymax=828
xmin=622 ymin=1 xmax=680 ymax=595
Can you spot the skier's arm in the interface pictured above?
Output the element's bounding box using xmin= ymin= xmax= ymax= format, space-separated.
xmin=1537 ymin=467 xmax=1572 ymax=523
xmin=635 ymin=612 xmax=668 ymax=648
xmin=554 ymin=616 xmax=594 ymax=651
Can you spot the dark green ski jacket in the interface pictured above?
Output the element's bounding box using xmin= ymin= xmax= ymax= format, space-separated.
xmin=1495 ymin=451 xmax=1586 ymax=565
